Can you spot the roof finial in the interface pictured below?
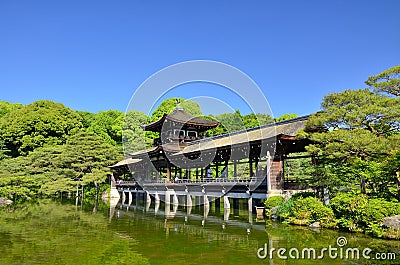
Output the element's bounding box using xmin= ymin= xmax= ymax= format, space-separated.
xmin=175 ymin=98 xmax=183 ymax=110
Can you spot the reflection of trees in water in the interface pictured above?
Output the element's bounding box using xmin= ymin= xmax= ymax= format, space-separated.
xmin=0 ymin=200 xmax=150 ymax=265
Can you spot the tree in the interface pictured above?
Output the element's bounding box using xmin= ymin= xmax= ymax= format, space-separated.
xmin=242 ymin=113 xmax=274 ymax=128
xmin=39 ymin=131 xmax=122 ymax=195
xmin=0 ymin=100 xmax=83 ymax=156
xmin=0 ymin=101 xmax=23 ymax=119
xmin=88 ymin=110 xmax=124 ymax=146
xmin=275 ymin=113 xmax=298 ymax=122
xmin=76 ymin=110 xmax=96 ymax=128
xmin=0 ymin=132 xmax=122 ymax=197
xmin=303 ymin=88 xmax=400 ymax=198
xmin=122 ymin=110 xmax=149 ymax=153
xmin=366 ymin=65 xmax=400 ymax=97
xmin=149 ymin=98 xmax=202 ymax=122
xmin=215 ymin=110 xmax=245 ymax=133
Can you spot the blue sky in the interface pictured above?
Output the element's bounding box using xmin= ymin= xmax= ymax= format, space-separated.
xmin=1 ymin=1 xmax=399 ymax=118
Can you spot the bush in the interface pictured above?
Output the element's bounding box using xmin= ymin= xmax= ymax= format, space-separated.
xmin=264 ymin=196 xmax=284 ymax=209
xmin=289 ymin=197 xmax=336 ymax=227
xmin=330 ymin=192 xmax=400 ymax=234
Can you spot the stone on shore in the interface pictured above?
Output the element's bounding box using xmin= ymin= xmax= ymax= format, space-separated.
xmin=0 ymin=198 xmax=12 ymax=207
xmin=382 ymin=215 xmax=400 ymax=229
xmin=309 ymin=221 xmax=320 ymax=228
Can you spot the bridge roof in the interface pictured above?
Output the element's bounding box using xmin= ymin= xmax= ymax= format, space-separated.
xmin=114 ymin=115 xmax=310 ymax=169
xmin=109 ymin=157 xmax=142 ymax=168
xmin=174 ymin=115 xmax=309 ymax=155
xmin=141 ymin=108 xmax=219 ymax=132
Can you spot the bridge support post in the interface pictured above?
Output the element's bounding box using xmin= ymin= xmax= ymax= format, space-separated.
xmin=173 ymin=193 xmax=179 ymax=205
xmin=266 ymin=151 xmax=272 ymax=192
xmin=186 ymin=194 xmax=192 ymax=207
xmin=224 ymin=208 xmax=230 ymax=221
xmin=145 ymin=191 xmax=151 ymax=211
xmin=155 ymin=192 xmax=160 ymax=204
xmin=165 ymin=190 xmax=171 ymax=204
xmin=248 ymin=196 xmax=253 ymax=224
xmin=128 ymin=191 xmax=132 ymax=205
xmin=121 ymin=191 xmax=126 ymax=204
xmin=204 ymin=195 xmax=209 ymax=207
xmin=204 ymin=195 xmax=210 ymax=219
xmin=223 ymin=196 xmax=230 ymax=209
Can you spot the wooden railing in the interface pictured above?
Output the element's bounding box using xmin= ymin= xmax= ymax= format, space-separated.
xmin=116 ymin=177 xmax=266 ymax=186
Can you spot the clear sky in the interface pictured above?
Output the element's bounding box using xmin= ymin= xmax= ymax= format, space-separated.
xmin=1 ymin=1 xmax=399 ymax=117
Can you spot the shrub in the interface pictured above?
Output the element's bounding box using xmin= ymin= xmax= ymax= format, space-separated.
xmin=277 ymin=197 xmax=295 ymax=219
xmin=264 ymin=196 xmax=284 ymax=209
xmin=289 ymin=197 xmax=336 ymax=227
xmin=330 ymin=192 xmax=400 ymax=233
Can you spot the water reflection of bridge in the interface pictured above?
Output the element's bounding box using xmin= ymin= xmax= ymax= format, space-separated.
xmin=109 ymin=195 xmax=280 ymax=265
xmin=116 ymin=177 xmax=268 ymax=225
xmin=112 ymin=200 xmax=265 ymax=248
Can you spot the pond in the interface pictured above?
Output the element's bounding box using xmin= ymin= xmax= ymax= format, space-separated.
xmin=0 ymin=198 xmax=399 ymax=265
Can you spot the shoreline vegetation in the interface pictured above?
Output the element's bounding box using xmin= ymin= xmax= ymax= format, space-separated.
xmin=1 ymin=65 xmax=400 ymax=240
xmin=264 ymin=192 xmax=400 ymax=240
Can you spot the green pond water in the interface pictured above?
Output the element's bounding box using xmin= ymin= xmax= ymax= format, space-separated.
xmin=1 ymin=198 xmax=399 ymax=265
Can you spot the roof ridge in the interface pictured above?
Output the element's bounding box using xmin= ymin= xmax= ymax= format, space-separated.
xmin=188 ymin=115 xmax=310 ymax=144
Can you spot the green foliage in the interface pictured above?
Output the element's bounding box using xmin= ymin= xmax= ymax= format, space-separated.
xmin=0 ymin=132 xmax=122 ymax=197
xmin=264 ymin=196 xmax=284 ymax=210
xmin=330 ymin=193 xmax=400 ymax=234
xmin=88 ymin=110 xmax=124 ymax=146
xmin=288 ymin=197 xmax=336 ymax=227
xmin=214 ymin=110 xmax=245 ymax=133
xmin=277 ymin=197 xmax=295 ymax=219
xmin=242 ymin=113 xmax=274 ymax=128
xmin=0 ymin=101 xmax=23 ymax=119
xmin=366 ymin=65 xmax=400 ymax=97
xmin=303 ymin=79 xmax=400 ymax=198
xmin=76 ymin=110 xmax=96 ymax=128
xmin=275 ymin=193 xmax=336 ymax=228
xmin=122 ymin=110 xmax=148 ymax=153
xmin=0 ymin=176 xmax=40 ymax=200
xmin=0 ymin=200 xmax=151 ymax=265
xmin=275 ymin=113 xmax=298 ymax=122
xmin=0 ymin=100 xmax=83 ymax=156
xmin=150 ymin=98 xmax=202 ymax=122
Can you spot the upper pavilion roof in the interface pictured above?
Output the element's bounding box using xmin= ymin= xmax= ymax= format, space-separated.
xmin=141 ymin=108 xmax=220 ymax=132
xmin=174 ymin=115 xmax=310 ymax=155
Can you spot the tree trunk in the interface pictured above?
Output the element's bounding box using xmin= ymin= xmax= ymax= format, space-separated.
xmin=360 ymin=176 xmax=366 ymax=194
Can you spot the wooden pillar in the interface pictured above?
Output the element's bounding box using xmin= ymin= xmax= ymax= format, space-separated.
xmin=196 ymin=168 xmax=199 ymax=180
xmin=249 ymin=156 xmax=253 ymax=177
xmin=233 ymin=161 xmax=237 ymax=178
xmin=266 ymin=151 xmax=272 ymax=192
xmin=167 ymin=161 xmax=171 ymax=182
xmin=216 ymin=162 xmax=219 ymax=178
xmin=254 ymin=157 xmax=259 ymax=178
xmin=201 ymin=168 xmax=204 ymax=179
xmin=224 ymin=160 xmax=229 ymax=178
xmin=179 ymin=168 xmax=182 ymax=179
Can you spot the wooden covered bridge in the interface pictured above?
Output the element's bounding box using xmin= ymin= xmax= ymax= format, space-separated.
xmin=110 ymin=108 xmax=312 ymax=209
